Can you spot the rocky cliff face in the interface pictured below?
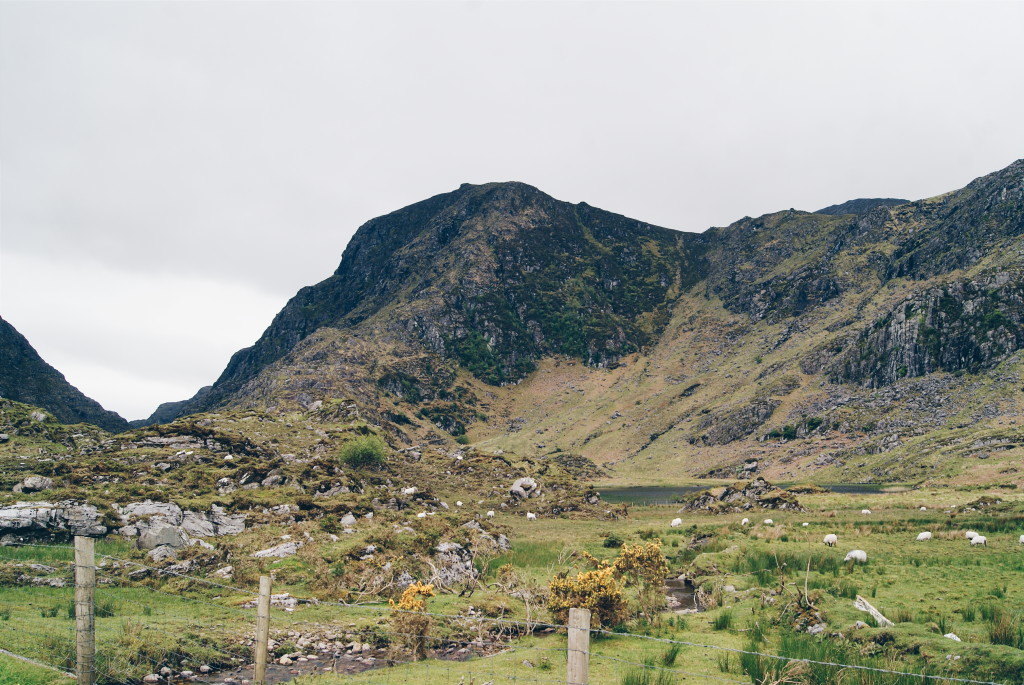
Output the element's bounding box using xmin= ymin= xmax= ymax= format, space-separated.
xmin=159 ymin=182 xmax=698 ymax=420
xmin=136 ymin=159 xmax=1024 ymax=485
xmin=0 ymin=317 xmax=127 ymax=432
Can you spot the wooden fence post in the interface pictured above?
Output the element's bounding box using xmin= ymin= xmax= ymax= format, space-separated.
xmin=74 ymin=536 xmax=96 ymax=685
xmin=254 ymin=575 xmax=272 ymax=685
xmin=567 ymin=607 xmax=591 ymax=685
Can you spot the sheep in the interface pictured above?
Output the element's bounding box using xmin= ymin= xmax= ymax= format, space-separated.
xmin=802 ymin=522 xmax=809 ymax=527
xmin=861 ymin=509 xmax=872 ymax=515
xmin=823 ymin=534 xmax=838 ymax=547
xmin=486 ymin=511 xmax=495 ymax=518
xmin=455 ymin=501 xmax=463 ymax=507
xmin=763 ymin=519 xmax=774 ymax=525
xmin=970 ymin=535 xmax=987 ymax=546
xmin=965 ymin=531 xmax=978 ymax=540
xmin=670 ymin=518 xmax=683 ymax=528
xmin=526 ymin=512 xmax=537 ymax=520
xmin=416 ymin=512 xmax=427 ymax=519
xmin=402 ymin=487 xmax=417 ymax=495
xmin=741 ymin=518 xmax=750 ymax=526
xmin=1019 ymin=534 xmax=1024 ymax=545
xmin=920 ymin=507 xmax=927 ymax=511
xmin=844 ymin=550 xmax=868 ymax=563
xmin=916 ymin=532 xmax=932 ymax=541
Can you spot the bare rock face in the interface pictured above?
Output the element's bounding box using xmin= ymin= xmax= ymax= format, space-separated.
xmin=117 ymin=501 xmax=246 ymax=548
xmin=433 ymin=542 xmax=476 ymax=587
xmin=0 ymin=500 xmax=106 ymax=538
xmin=679 ymin=478 xmax=804 ymax=513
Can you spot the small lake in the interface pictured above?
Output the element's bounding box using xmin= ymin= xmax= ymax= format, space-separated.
xmin=599 ymin=482 xmax=913 ymax=504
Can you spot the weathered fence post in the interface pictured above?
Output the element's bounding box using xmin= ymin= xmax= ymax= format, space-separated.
xmin=567 ymin=607 xmax=591 ymax=685
xmin=74 ymin=535 xmax=96 ymax=685
xmin=254 ymin=575 xmax=272 ymax=685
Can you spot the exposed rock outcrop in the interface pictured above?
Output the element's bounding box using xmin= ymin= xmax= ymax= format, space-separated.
xmin=0 ymin=500 xmax=107 ymax=539
xmin=678 ymin=478 xmax=804 ymax=513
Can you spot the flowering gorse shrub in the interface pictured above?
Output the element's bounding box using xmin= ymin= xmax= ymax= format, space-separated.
xmin=548 ymin=566 xmax=628 ymax=628
xmin=389 ymin=582 xmax=435 ymax=659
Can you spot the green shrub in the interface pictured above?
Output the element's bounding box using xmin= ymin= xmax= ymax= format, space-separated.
xmin=338 ymin=435 xmax=388 ymax=469
xmin=603 ymin=534 xmax=624 ymax=548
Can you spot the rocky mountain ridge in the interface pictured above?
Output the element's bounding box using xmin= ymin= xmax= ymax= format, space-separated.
xmin=0 ymin=316 xmax=128 ymax=432
xmin=74 ymin=161 xmax=1024 ymax=483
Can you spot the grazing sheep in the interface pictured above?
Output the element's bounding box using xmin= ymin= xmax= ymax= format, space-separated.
xmin=763 ymin=519 xmax=774 ymax=525
xmin=802 ymin=522 xmax=809 ymax=527
xmin=670 ymin=518 xmax=683 ymax=528
xmin=916 ymin=532 xmax=932 ymax=541
xmin=970 ymin=535 xmax=987 ymax=546
xmin=966 ymin=531 xmax=978 ymax=540
xmin=402 ymin=487 xmax=417 ymax=495
xmin=416 ymin=512 xmax=427 ymax=519
xmin=1019 ymin=534 xmax=1024 ymax=545
xmin=823 ymin=534 xmax=838 ymax=547
xmin=526 ymin=512 xmax=537 ymax=520
xmin=844 ymin=550 xmax=868 ymax=563
xmin=486 ymin=511 xmax=495 ymax=518
xmin=456 ymin=501 xmax=463 ymax=507
xmin=741 ymin=518 xmax=750 ymax=526
xmin=861 ymin=509 xmax=872 ymax=515
xmin=920 ymin=507 xmax=927 ymax=511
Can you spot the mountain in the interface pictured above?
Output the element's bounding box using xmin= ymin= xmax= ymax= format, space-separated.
xmin=0 ymin=316 xmax=128 ymax=432
xmin=149 ymin=160 xmax=1024 ymax=485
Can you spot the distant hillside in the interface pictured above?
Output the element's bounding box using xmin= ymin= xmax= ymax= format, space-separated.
xmin=0 ymin=316 xmax=128 ymax=432
xmin=142 ymin=160 xmax=1024 ymax=486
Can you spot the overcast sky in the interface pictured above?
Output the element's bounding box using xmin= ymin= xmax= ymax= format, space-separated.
xmin=2 ymin=1 xmax=1023 ymax=421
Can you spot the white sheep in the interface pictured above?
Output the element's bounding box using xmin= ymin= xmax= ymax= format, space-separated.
xmin=526 ymin=512 xmax=537 ymax=520
xmin=802 ymin=522 xmax=809 ymax=527
xmin=670 ymin=518 xmax=683 ymax=528
xmin=763 ymin=519 xmax=774 ymax=525
xmin=916 ymin=531 xmax=932 ymax=541
xmin=456 ymin=501 xmax=463 ymax=507
xmin=1018 ymin=534 xmax=1024 ymax=545
xmin=823 ymin=534 xmax=838 ymax=547
xmin=970 ymin=535 xmax=987 ymax=546
xmin=741 ymin=518 xmax=750 ymax=526
xmin=861 ymin=509 xmax=872 ymax=515
xmin=486 ymin=511 xmax=495 ymax=518
xmin=416 ymin=512 xmax=427 ymax=519
xmin=965 ymin=531 xmax=978 ymax=540
xmin=402 ymin=487 xmax=417 ymax=495
xmin=844 ymin=550 xmax=868 ymax=563
xmin=920 ymin=507 xmax=927 ymax=511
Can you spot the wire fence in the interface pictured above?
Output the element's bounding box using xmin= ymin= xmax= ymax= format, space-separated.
xmin=0 ymin=539 xmax=1012 ymax=685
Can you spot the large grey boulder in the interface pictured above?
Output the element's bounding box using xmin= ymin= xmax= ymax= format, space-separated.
xmin=13 ymin=476 xmax=54 ymax=493
xmin=509 ymin=477 xmax=539 ymax=499
xmin=138 ymin=521 xmax=188 ymax=550
xmin=0 ymin=501 xmax=106 ymax=537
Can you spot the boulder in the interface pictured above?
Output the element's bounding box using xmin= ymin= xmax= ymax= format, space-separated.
xmin=253 ymin=541 xmax=302 ymax=559
xmin=510 ymin=477 xmax=539 ymax=499
xmin=139 ymin=521 xmax=188 ymax=550
xmin=13 ymin=476 xmax=54 ymax=493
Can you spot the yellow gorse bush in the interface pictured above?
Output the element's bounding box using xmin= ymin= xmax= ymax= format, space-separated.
xmin=548 ymin=566 xmax=628 ymax=628
xmin=390 ymin=581 xmax=435 ymax=612
xmin=612 ymin=542 xmax=669 ymax=587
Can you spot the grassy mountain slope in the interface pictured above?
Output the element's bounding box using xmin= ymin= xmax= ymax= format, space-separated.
xmin=143 ymin=160 xmax=1024 ymax=487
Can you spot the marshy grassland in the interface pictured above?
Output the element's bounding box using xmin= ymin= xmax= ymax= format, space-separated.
xmin=6 ymin=484 xmax=1024 ymax=684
